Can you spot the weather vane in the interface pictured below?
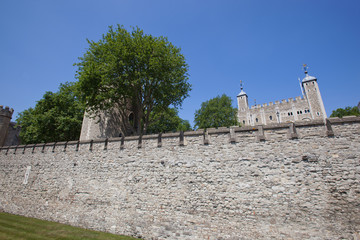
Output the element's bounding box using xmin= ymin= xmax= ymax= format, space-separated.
xmin=303 ymin=64 xmax=308 ymax=73
xmin=240 ymin=80 xmax=243 ymax=89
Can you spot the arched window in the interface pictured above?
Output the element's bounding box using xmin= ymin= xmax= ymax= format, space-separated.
xmin=269 ymin=116 xmax=272 ymax=120
xmin=256 ymin=118 xmax=258 ymax=123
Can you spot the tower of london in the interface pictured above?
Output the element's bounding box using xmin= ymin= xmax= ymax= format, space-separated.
xmin=237 ymin=66 xmax=327 ymax=126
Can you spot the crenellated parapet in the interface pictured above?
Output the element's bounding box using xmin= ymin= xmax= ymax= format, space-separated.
xmin=1 ymin=116 xmax=359 ymax=153
xmin=0 ymin=105 xmax=14 ymax=118
xmin=249 ymin=96 xmax=306 ymax=109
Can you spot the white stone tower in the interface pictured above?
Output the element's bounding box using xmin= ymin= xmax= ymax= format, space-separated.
xmin=237 ymin=81 xmax=249 ymax=125
xmin=301 ymin=65 xmax=327 ymax=120
xmin=236 ymin=65 xmax=327 ymax=127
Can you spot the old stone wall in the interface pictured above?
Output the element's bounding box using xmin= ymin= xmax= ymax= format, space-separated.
xmin=0 ymin=117 xmax=359 ymax=240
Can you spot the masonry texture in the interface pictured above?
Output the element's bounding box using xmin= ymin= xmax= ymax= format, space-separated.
xmin=1 ymin=117 xmax=359 ymax=240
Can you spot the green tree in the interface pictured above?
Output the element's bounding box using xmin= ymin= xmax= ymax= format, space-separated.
xmin=147 ymin=108 xmax=192 ymax=134
xmin=194 ymin=94 xmax=239 ymax=129
xmin=330 ymin=106 xmax=360 ymax=118
xmin=75 ymin=25 xmax=191 ymax=136
xmin=16 ymin=82 xmax=84 ymax=144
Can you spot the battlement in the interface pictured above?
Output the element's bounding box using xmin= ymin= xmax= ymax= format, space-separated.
xmin=0 ymin=105 xmax=14 ymax=118
xmin=1 ymin=116 xmax=359 ymax=154
xmin=249 ymin=96 xmax=305 ymax=109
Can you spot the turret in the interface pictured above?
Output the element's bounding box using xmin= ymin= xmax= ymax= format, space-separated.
xmin=237 ymin=81 xmax=250 ymax=125
xmin=237 ymin=80 xmax=248 ymax=111
xmin=0 ymin=105 xmax=14 ymax=147
xmin=301 ymin=65 xmax=327 ymax=120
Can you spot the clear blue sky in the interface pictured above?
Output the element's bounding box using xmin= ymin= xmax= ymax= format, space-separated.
xmin=1 ymin=0 xmax=359 ymax=126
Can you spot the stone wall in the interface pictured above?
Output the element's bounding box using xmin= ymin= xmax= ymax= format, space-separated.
xmin=0 ymin=117 xmax=360 ymax=240
xmin=3 ymin=122 xmax=21 ymax=146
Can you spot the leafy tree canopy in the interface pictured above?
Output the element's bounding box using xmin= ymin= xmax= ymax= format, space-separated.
xmin=75 ymin=25 xmax=191 ymax=136
xmin=194 ymin=94 xmax=238 ymax=129
xmin=16 ymin=82 xmax=84 ymax=144
xmin=330 ymin=106 xmax=360 ymax=118
xmin=147 ymin=108 xmax=192 ymax=134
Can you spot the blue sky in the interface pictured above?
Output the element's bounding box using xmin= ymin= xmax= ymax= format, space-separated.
xmin=1 ymin=0 xmax=359 ymax=126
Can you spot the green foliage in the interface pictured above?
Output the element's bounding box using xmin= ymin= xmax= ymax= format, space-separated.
xmin=75 ymin=25 xmax=191 ymax=136
xmin=16 ymin=82 xmax=84 ymax=144
xmin=147 ymin=108 xmax=192 ymax=134
xmin=194 ymin=94 xmax=239 ymax=129
xmin=0 ymin=212 xmax=140 ymax=240
xmin=330 ymin=106 xmax=360 ymax=118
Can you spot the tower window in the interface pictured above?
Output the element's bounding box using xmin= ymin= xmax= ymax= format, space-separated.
xmin=256 ymin=118 xmax=258 ymax=123
xmin=269 ymin=116 xmax=272 ymax=120
xmin=317 ymin=112 xmax=320 ymax=116
xmin=243 ymin=120 xmax=245 ymax=124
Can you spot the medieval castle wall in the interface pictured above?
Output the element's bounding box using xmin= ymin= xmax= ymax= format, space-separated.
xmin=1 ymin=117 xmax=359 ymax=240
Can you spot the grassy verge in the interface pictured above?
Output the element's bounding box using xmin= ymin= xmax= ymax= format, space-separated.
xmin=0 ymin=212 xmax=140 ymax=240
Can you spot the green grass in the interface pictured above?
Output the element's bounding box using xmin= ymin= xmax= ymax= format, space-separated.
xmin=0 ymin=212 xmax=140 ymax=240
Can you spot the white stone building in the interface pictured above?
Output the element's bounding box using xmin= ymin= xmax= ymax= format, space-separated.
xmin=237 ymin=66 xmax=327 ymax=126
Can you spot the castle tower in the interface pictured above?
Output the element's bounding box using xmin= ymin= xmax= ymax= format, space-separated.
xmin=237 ymin=81 xmax=249 ymax=125
xmin=0 ymin=106 xmax=14 ymax=147
xmin=301 ymin=65 xmax=327 ymax=120
xmin=80 ymin=102 xmax=135 ymax=140
xmin=80 ymin=108 xmax=123 ymax=141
